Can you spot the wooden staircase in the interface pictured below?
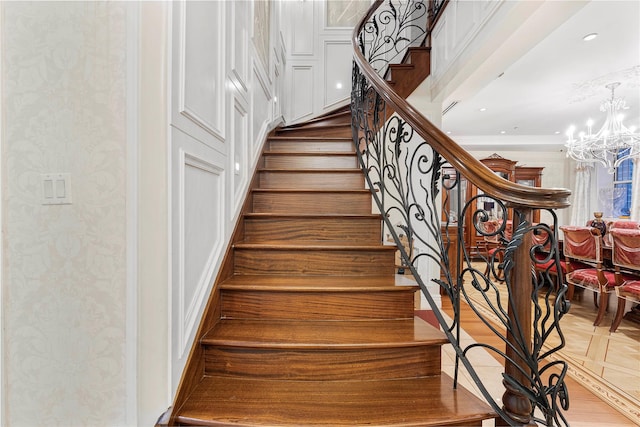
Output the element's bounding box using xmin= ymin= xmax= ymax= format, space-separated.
xmin=166 ymin=118 xmax=497 ymax=426
xmin=384 ymin=46 xmax=431 ymax=97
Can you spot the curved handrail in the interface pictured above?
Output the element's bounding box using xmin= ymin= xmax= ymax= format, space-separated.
xmin=352 ymin=0 xmax=571 ymax=209
xmin=351 ymin=2 xmax=571 ymax=426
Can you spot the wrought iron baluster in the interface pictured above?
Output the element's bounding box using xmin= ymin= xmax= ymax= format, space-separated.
xmin=351 ymin=1 xmax=571 ymax=425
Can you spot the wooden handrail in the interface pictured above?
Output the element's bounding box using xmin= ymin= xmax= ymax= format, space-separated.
xmin=352 ymin=0 xmax=571 ymax=210
xmin=352 ymin=3 xmax=572 ymax=425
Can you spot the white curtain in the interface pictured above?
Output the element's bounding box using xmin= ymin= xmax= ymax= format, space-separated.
xmin=570 ymin=162 xmax=593 ymax=226
xmin=631 ymin=158 xmax=640 ymax=221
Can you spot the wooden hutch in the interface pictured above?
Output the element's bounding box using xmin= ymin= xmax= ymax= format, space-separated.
xmin=441 ymin=154 xmax=543 ymax=259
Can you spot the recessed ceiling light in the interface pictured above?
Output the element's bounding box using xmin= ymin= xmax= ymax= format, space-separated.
xmin=583 ymin=33 xmax=598 ymax=41
xmin=479 ymin=107 xmax=487 ymax=112
xmin=446 ymin=131 xmax=451 ymax=135
xmin=500 ymin=130 xmax=506 ymax=134
xmin=336 ymin=82 xmax=343 ymax=89
xmin=554 ymin=131 xmax=561 ymax=135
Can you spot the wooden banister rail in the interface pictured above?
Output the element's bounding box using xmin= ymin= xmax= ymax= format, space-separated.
xmin=351 ymin=1 xmax=572 ymax=426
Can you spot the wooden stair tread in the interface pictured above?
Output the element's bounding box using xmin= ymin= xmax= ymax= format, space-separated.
xmin=276 ymin=123 xmax=351 ymax=130
xmin=176 ymin=374 xmax=496 ymax=426
xmin=202 ymin=317 xmax=448 ymax=348
xmin=259 ymin=168 xmax=361 ymax=172
xmin=264 ymin=151 xmax=355 ymax=156
xmin=219 ymin=274 xmax=412 ymax=291
xmin=252 ymin=188 xmax=370 ymax=193
xmin=234 ymin=242 xmax=396 ymax=250
xmin=244 ymin=213 xmax=382 ymax=219
xmin=268 ymin=136 xmax=352 ymax=141
xmin=391 ymin=64 xmax=416 ymax=69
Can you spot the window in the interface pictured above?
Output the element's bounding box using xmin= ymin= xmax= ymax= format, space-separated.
xmin=614 ymin=149 xmax=634 ymax=217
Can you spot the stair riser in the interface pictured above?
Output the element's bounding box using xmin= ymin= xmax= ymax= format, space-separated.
xmin=385 ymin=65 xmax=414 ymax=82
xmin=220 ymin=290 xmax=414 ymax=320
xmin=252 ymin=192 xmax=372 ymax=214
xmin=274 ymin=125 xmax=351 ymax=138
xmin=259 ymin=171 xmax=364 ymax=189
xmin=243 ymin=217 xmax=382 ymax=243
xmin=264 ymin=155 xmax=357 ymax=169
xmin=204 ymin=346 xmax=442 ymax=380
xmin=406 ymin=49 xmax=430 ymax=68
xmin=233 ymin=249 xmax=395 ymax=276
xmin=268 ymin=140 xmax=354 ymax=152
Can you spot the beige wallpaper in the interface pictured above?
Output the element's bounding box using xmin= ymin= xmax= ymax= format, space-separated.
xmin=253 ymin=0 xmax=271 ymax=69
xmin=326 ymin=0 xmax=371 ymax=27
xmin=2 ymin=2 xmax=128 ymax=425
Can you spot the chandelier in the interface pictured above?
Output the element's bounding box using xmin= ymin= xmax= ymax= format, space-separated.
xmin=565 ymin=82 xmax=640 ymax=173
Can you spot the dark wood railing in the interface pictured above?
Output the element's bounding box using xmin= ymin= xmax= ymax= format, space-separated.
xmin=351 ymin=1 xmax=572 ymax=426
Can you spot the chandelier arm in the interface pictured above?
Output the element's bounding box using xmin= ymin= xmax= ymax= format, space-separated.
xmin=565 ymin=82 xmax=640 ymax=174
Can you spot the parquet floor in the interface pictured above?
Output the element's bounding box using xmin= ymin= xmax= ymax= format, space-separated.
xmin=555 ymin=292 xmax=640 ymax=402
xmin=439 ymin=286 xmax=640 ymax=426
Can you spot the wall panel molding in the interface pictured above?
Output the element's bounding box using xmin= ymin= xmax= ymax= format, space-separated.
xmin=290 ymin=1 xmax=315 ymax=56
xmin=430 ymin=0 xmax=503 ymax=84
xmin=252 ymin=61 xmax=274 ymax=146
xmin=281 ymin=0 xmax=355 ymax=124
xmin=173 ymin=0 xmax=226 ymax=148
xmin=230 ymin=0 xmax=249 ymax=93
xmin=177 ymin=150 xmax=224 ymax=358
xmin=168 ymin=0 xmax=284 ymax=401
xmin=232 ymin=97 xmax=249 ymax=214
xmin=323 ymin=40 xmax=351 ymax=109
xmin=289 ymin=65 xmax=314 ymax=121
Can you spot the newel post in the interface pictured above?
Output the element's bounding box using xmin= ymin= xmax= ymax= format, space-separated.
xmin=497 ymin=207 xmax=536 ymax=426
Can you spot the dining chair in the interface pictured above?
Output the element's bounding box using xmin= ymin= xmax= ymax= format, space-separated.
xmin=532 ymin=225 xmax=568 ymax=289
xmin=609 ymin=228 xmax=640 ymax=332
xmin=609 ymin=220 xmax=640 ymax=230
xmin=478 ymin=219 xmax=511 ymax=279
xmin=604 ymin=220 xmax=640 ymax=247
xmin=560 ymin=225 xmax=617 ymax=326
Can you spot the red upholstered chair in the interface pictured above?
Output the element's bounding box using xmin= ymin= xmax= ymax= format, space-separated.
xmin=610 ymin=220 xmax=640 ymax=229
xmin=560 ymin=225 xmax=617 ymax=326
xmin=609 ymin=228 xmax=640 ymax=332
xmin=532 ymin=225 xmax=568 ymax=288
xmin=605 ymin=220 xmax=640 ymax=248
xmin=479 ymin=219 xmax=511 ymax=279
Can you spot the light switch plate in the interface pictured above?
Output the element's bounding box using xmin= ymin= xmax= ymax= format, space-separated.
xmin=41 ymin=173 xmax=72 ymax=205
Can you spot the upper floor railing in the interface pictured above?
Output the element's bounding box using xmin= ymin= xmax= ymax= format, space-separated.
xmin=351 ymin=1 xmax=573 ymax=425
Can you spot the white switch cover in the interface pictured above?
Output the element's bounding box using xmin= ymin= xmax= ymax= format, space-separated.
xmin=41 ymin=173 xmax=72 ymax=205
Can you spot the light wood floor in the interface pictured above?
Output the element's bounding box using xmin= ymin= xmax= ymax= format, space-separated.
xmin=441 ymin=298 xmax=637 ymax=426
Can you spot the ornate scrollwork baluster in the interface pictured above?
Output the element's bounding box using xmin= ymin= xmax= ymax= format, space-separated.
xmin=352 ymin=2 xmax=570 ymax=425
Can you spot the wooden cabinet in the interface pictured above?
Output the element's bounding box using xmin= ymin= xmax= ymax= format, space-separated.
xmin=442 ymin=154 xmax=544 ymax=257
xmin=465 ymin=154 xmax=517 ymax=256
xmin=515 ymin=166 xmax=544 ymax=224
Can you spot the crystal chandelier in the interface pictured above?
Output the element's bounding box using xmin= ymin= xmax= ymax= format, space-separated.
xmin=565 ymin=82 xmax=640 ymax=173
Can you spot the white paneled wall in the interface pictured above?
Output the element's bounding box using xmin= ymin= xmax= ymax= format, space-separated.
xmin=430 ymin=0 xmax=502 ymax=87
xmin=282 ymin=0 xmax=370 ymax=123
xmin=323 ymin=41 xmax=353 ymax=107
xmin=168 ymin=0 xmax=284 ymax=396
